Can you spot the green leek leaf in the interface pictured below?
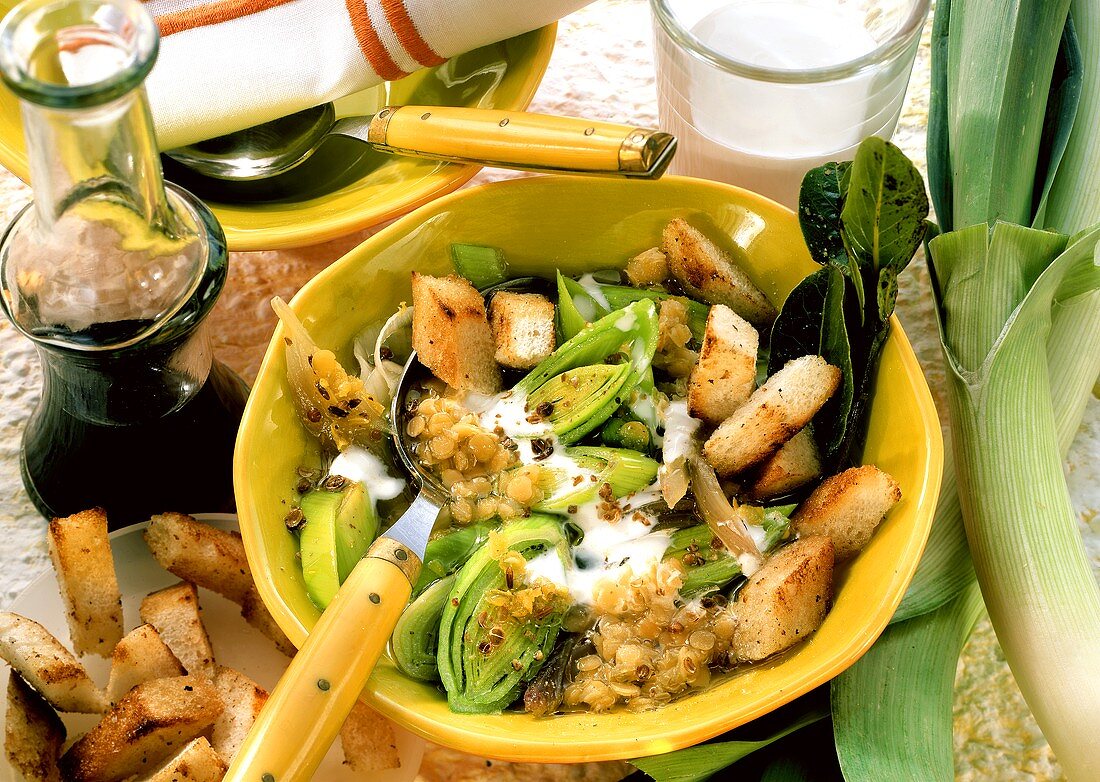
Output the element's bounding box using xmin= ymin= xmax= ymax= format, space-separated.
xmin=630 ymin=706 xmax=829 ymax=782
xmin=833 ymin=580 xmax=985 ymax=781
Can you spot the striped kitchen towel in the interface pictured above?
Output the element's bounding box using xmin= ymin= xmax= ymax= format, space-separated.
xmin=144 ymin=0 xmax=591 ymax=149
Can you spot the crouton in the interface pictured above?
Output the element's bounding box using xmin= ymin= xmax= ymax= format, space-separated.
xmin=340 ymin=698 xmax=400 ymax=773
xmin=144 ymin=513 xmax=252 ymax=605
xmin=239 ymin=587 xmax=296 ymax=657
xmin=489 ymin=291 xmax=556 ymax=369
xmin=662 ymin=218 xmax=777 ymax=325
xmin=747 ymin=429 xmax=823 ymax=500
xmin=732 ymin=536 xmax=835 ymax=663
xmin=106 ymin=625 xmax=185 ymax=705
xmin=791 ymin=465 xmax=902 ymax=560
xmin=411 ymin=273 xmax=501 ymax=393
xmin=687 ymin=304 xmax=759 ymax=426
xmin=209 ymin=666 xmax=267 ymax=764
xmin=0 ymin=613 xmax=106 ymax=713
xmin=139 ymin=737 xmax=227 ymax=782
xmin=625 ymin=247 xmax=669 ymax=287
xmin=703 ymin=355 xmax=841 ymax=476
xmin=6 ymin=674 xmax=65 ymax=782
xmin=60 ymin=675 xmax=223 ymax=782
xmin=46 ymin=508 xmax=123 ymax=657
xmin=139 ymin=583 xmax=215 ymax=677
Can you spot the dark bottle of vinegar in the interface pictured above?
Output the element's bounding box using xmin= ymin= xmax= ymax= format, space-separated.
xmin=0 ymin=0 xmax=248 ymax=527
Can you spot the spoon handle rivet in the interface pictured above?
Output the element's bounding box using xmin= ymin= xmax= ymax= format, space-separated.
xmin=317 ymin=678 xmax=331 ymax=691
xmin=421 ymin=112 xmax=431 ymax=120
xmin=369 ymin=593 xmax=381 ymax=604
xmin=499 ymin=117 xmax=509 ymax=127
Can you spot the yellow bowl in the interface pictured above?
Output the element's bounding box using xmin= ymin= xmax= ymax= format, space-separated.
xmin=0 ymin=17 xmax=555 ymax=252
xmin=234 ymin=175 xmax=943 ymax=763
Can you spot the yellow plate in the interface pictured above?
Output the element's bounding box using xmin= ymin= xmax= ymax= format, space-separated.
xmin=234 ymin=175 xmax=943 ymax=763
xmin=0 ymin=19 xmax=555 ymax=252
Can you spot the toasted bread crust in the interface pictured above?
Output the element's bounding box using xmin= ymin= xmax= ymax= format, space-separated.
xmin=732 ymin=536 xmax=835 ymax=662
xmin=747 ymin=429 xmax=823 ymax=500
xmin=144 ymin=513 xmax=252 ymax=605
xmin=210 ymin=666 xmax=268 ymax=764
xmin=704 ymin=355 xmax=841 ymax=476
xmin=687 ymin=304 xmax=759 ymax=426
xmin=60 ymin=675 xmax=222 ymax=782
xmin=0 ymin=612 xmax=106 ymax=714
xmin=489 ymin=291 xmax=556 ymax=370
xmin=663 ymin=219 xmax=777 ymax=326
xmin=107 ymin=624 xmax=186 ymax=705
xmin=412 ymin=273 xmax=502 ymax=393
xmin=142 ymin=736 xmax=227 ymax=782
xmin=47 ymin=508 xmax=124 ymax=657
xmin=6 ymin=674 xmax=65 ymax=782
xmin=139 ymin=583 xmax=215 ymax=678
xmin=340 ymin=698 xmax=401 ymax=773
xmin=239 ymin=587 xmax=296 ymax=657
xmin=791 ymin=465 xmax=902 ymax=559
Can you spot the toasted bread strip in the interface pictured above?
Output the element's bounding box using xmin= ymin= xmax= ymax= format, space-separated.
xmin=60 ymin=675 xmax=223 ymax=782
xmin=340 ymin=698 xmax=401 ymax=773
xmin=411 ymin=272 xmax=501 ymax=393
xmin=0 ymin=612 xmax=106 ymax=713
xmin=747 ymin=429 xmax=823 ymax=500
xmin=687 ymin=304 xmax=759 ymax=426
xmin=662 ymin=218 xmax=777 ymax=325
xmin=139 ymin=583 xmax=215 ymax=677
xmin=46 ymin=508 xmax=124 ymax=657
xmin=703 ymin=355 xmax=841 ymax=476
xmin=791 ymin=465 xmax=902 ymax=560
xmin=106 ymin=624 xmax=185 ymax=705
xmin=209 ymin=666 xmax=267 ymax=765
xmin=489 ymin=291 xmax=556 ymax=370
xmin=144 ymin=513 xmax=252 ymax=605
xmin=732 ymin=536 xmax=835 ymax=663
xmin=6 ymin=674 xmax=65 ymax=782
xmin=239 ymin=587 xmax=296 ymax=657
xmin=138 ymin=736 xmax=227 ymax=782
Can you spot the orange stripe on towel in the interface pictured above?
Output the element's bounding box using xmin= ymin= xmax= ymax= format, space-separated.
xmin=345 ymin=0 xmax=408 ymax=81
xmin=157 ymin=0 xmax=300 ymax=37
xmin=381 ymin=0 xmax=446 ymax=67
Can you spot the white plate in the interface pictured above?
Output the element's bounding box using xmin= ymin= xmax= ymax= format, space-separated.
xmin=0 ymin=514 xmax=425 ymax=781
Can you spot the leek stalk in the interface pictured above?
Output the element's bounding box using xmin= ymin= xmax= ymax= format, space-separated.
xmin=927 ymin=225 xmax=1100 ymax=779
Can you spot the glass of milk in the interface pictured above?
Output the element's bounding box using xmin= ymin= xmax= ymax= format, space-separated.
xmin=652 ymin=0 xmax=929 ymax=207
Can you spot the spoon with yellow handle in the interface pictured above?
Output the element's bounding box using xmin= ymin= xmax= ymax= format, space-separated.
xmin=166 ymin=103 xmax=677 ymax=182
xmin=223 ymin=355 xmax=443 ymax=782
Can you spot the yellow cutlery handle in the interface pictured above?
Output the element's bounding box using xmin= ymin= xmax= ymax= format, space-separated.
xmin=223 ymin=538 xmax=419 ymax=782
xmin=364 ymin=105 xmax=677 ymax=178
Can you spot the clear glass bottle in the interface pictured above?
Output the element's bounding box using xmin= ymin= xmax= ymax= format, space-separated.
xmin=0 ymin=0 xmax=248 ymax=526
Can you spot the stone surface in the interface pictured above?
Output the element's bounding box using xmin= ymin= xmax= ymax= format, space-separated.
xmin=0 ymin=1 xmax=1094 ymax=779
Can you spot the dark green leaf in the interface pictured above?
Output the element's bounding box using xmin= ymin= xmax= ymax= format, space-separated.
xmin=1032 ymin=16 xmax=1083 ymax=229
xmin=815 ymin=268 xmax=855 ymax=460
xmin=840 ymin=137 xmax=929 ymax=280
xmin=927 ymin=0 xmax=953 ymax=231
xmin=767 ymin=268 xmax=831 ymax=372
xmin=798 ymin=161 xmax=852 ymax=268
xmin=876 ymin=266 xmax=899 ymax=322
xmin=630 ymin=707 xmax=828 ymax=782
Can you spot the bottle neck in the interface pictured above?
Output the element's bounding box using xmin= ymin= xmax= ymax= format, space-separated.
xmin=23 ymin=82 xmax=176 ymax=237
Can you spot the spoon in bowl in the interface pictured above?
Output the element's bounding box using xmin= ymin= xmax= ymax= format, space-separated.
xmin=166 ymin=103 xmax=677 ymax=182
xmin=221 ymin=352 xmax=445 ymax=782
